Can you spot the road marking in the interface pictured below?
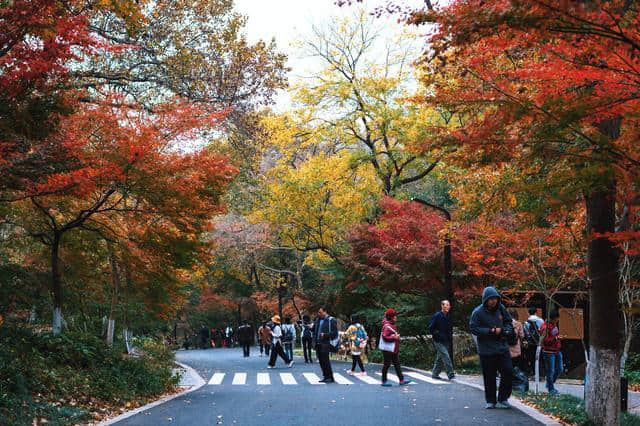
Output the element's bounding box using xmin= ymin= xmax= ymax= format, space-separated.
xmin=376 ymin=372 xmax=416 ymax=384
xmin=405 ymin=371 xmax=451 ymax=385
xmin=352 ymin=373 xmax=380 ymax=384
xmin=332 ymin=373 xmax=354 ymax=385
xmin=280 ymin=373 xmax=297 ymax=385
xmin=208 ymin=372 xmax=225 ymax=385
xmin=232 ymin=372 xmax=247 ymax=385
xmin=302 ymin=372 xmax=325 ymax=384
xmin=257 ymin=373 xmax=270 ymax=385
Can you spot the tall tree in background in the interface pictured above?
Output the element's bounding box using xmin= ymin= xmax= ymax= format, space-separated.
xmin=399 ymin=1 xmax=640 ymax=423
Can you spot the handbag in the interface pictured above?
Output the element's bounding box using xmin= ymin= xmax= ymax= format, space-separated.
xmin=378 ymin=325 xmax=396 ymax=352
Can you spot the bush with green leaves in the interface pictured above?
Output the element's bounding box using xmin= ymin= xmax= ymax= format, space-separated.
xmin=0 ymin=325 xmax=178 ymax=425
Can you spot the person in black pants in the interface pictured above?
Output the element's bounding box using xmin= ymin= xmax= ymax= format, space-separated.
xmin=379 ymin=308 xmax=412 ymax=386
xmin=237 ymin=320 xmax=253 ymax=357
xmin=313 ymin=306 xmax=337 ymax=382
xmin=267 ymin=315 xmax=294 ymax=368
xmin=470 ymin=286 xmax=514 ymax=409
xmin=301 ymin=315 xmax=314 ymax=363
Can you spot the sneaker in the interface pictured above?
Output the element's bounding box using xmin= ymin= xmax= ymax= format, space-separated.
xmin=346 ymin=370 xmax=354 ymax=375
xmin=359 ymin=372 xmax=367 ymax=377
xmin=432 ymin=374 xmax=442 ymax=380
xmin=381 ymin=381 xmax=393 ymax=387
xmin=495 ymin=401 xmax=511 ymax=409
xmin=448 ymin=374 xmax=456 ymax=380
xmin=485 ymin=403 xmax=496 ymax=409
xmin=399 ymin=379 xmax=413 ymax=386
xmin=267 ymin=365 xmax=275 ymax=369
xmin=288 ymin=361 xmax=294 ymax=368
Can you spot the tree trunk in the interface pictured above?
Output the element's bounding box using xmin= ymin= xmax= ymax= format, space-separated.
xmin=122 ymin=262 xmax=132 ymax=354
xmin=444 ymin=232 xmax=454 ymax=365
xmin=585 ymin=182 xmax=620 ymax=425
xmin=106 ymin=242 xmax=121 ymax=346
xmin=51 ymin=235 xmax=63 ymax=335
xmin=277 ymin=282 xmax=284 ymax=319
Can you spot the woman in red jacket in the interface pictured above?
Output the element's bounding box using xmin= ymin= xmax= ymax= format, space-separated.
xmin=379 ymin=308 xmax=413 ymax=387
xmin=540 ymin=310 xmax=562 ymax=394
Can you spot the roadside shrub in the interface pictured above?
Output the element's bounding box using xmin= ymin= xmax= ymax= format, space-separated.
xmin=0 ymin=325 xmax=178 ymax=425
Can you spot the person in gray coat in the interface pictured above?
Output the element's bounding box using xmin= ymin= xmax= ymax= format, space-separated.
xmin=470 ymin=286 xmax=514 ymax=409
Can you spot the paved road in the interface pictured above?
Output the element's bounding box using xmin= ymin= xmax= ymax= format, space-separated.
xmin=114 ymin=348 xmax=541 ymax=426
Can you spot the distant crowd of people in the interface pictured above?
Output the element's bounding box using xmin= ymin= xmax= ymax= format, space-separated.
xmin=181 ymin=285 xmax=564 ymax=409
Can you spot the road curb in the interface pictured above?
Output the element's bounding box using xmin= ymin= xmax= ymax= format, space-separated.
xmin=317 ymin=356 xmax=560 ymax=425
xmin=98 ymin=361 xmax=206 ymax=426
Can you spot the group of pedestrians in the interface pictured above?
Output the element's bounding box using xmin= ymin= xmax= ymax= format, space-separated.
xmin=471 ymin=286 xmax=564 ymax=409
xmin=192 ymin=284 xmax=564 ymax=411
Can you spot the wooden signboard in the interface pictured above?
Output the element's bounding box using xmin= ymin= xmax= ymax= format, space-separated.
xmin=559 ymin=308 xmax=584 ymax=340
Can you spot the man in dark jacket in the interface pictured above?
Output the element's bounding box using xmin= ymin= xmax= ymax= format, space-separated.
xmin=470 ymin=286 xmax=514 ymax=409
xmin=237 ymin=320 xmax=253 ymax=357
xmin=313 ymin=305 xmax=338 ymax=383
xmin=429 ymin=300 xmax=455 ymax=380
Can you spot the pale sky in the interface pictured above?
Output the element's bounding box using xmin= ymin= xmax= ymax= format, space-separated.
xmin=233 ymin=0 xmax=425 ymax=109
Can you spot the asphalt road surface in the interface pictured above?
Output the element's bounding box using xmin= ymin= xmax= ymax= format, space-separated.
xmin=113 ymin=347 xmax=541 ymax=426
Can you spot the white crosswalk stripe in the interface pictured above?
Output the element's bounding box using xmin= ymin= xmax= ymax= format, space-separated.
xmin=375 ymin=372 xmax=416 ymax=384
xmin=232 ymin=372 xmax=247 ymax=385
xmin=405 ymin=371 xmax=451 ymax=385
xmin=280 ymin=373 xmax=297 ymax=385
xmin=332 ymin=373 xmax=354 ymax=385
xmin=208 ymin=372 xmax=225 ymax=385
xmin=206 ymin=371 xmax=437 ymax=386
xmin=352 ymin=373 xmax=380 ymax=385
xmin=257 ymin=372 xmax=270 ymax=385
xmin=302 ymin=372 xmax=325 ymax=384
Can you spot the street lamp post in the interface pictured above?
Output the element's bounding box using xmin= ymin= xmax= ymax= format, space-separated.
xmin=411 ymin=197 xmax=454 ymax=366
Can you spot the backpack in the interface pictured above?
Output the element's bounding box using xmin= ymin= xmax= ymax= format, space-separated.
xmin=354 ymin=325 xmax=367 ymax=348
xmin=499 ymin=305 xmax=518 ymax=346
xmin=282 ymin=325 xmax=294 ymax=343
xmin=302 ymin=324 xmax=312 ymax=339
xmin=328 ymin=317 xmax=340 ymax=353
xmin=525 ymin=319 xmax=541 ymax=346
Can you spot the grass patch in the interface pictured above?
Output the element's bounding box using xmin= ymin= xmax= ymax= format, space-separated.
xmin=522 ymin=392 xmax=640 ymax=425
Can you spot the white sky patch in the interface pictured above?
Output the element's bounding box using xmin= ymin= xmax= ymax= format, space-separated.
xmin=234 ymin=0 xmax=426 ymax=110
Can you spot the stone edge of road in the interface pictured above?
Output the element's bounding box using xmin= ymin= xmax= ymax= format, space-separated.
xmin=98 ymin=361 xmax=206 ymax=426
xmin=327 ymin=356 xmax=561 ymax=426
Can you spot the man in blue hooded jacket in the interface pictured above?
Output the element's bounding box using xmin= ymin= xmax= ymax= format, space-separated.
xmin=470 ymin=286 xmax=514 ymax=409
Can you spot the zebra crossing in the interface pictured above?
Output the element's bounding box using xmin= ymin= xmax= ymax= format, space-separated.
xmin=206 ymin=370 xmax=453 ymax=386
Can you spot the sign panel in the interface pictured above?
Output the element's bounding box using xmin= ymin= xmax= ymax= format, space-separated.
xmin=559 ymin=308 xmax=584 ymax=339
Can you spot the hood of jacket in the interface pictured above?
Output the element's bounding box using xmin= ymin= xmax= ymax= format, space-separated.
xmin=382 ymin=318 xmax=397 ymax=330
xmin=482 ymin=286 xmax=501 ymax=306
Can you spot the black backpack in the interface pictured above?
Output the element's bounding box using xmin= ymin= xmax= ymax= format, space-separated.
xmin=282 ymin=325 xmax=293 ymax=343
xmin=302 ymin=324 xmax=312 ymax=339
xmin=525 ymin=319 xmax=541 ymax=346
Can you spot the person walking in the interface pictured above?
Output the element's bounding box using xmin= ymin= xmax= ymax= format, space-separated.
xmin=540 ymin=310 xmax=562 ymax=395
xmin=301 ymin=315 xmax=314 ymax=363
xmin=470 ymin=286 xmax=515 ymax=409
xmin=379 ymin=308 xmax=413 ymax=387
xmin=508 ymin=309 xmax=525 ymax=369
xmin=313 ymin=306 xmax=338 ymax=383
xmin=281 ymin=316 xmax=296 ymax=361
xmin=524 ymin=307 xmax=543 ymax=375
xmin=267 ymin=315 xmax=294 ymax=368
xmin=345 ymin=315 xmax=368 ymax=376
xmin=237 ymin=320 xmax=253 ymax=357
xmin=199 ymin=324 xmax=210 ymax=350
xmin=429 ymin=300 xmax=455 ymax=380
xmin=258 ymin=322 xmax=270 ymax=357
